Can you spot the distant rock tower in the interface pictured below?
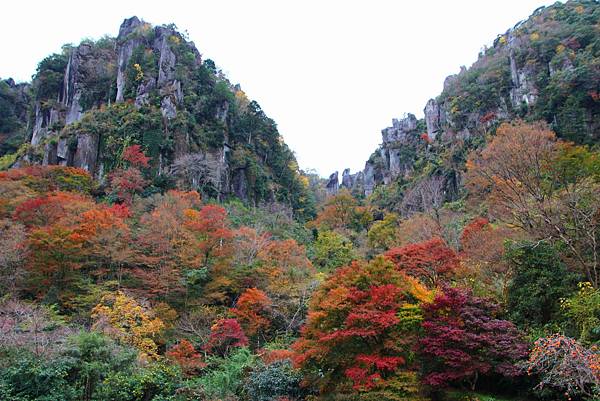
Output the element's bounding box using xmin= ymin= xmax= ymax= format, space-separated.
xmin=326 ymin=171 xmax=339 ymax=196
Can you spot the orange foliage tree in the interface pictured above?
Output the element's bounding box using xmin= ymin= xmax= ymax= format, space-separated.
xmin=231 ymin=287 xmax=272 ymax=340
xmin=166 ymin=339 xmax=206 ymax=376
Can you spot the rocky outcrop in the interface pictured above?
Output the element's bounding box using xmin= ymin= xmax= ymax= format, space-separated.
xmin=115 ymin=17 xmax=145 ymax=103
xmin=115 ymin=18 xmax=195 ymax=120
xmin=331 ymin=113 xmax=423 ymax=196
xmin=326 ymin=171 xmax=339 ymax=196
xmin=340 ymin=168 xmax=353 ymax=189
xmin=424 ymin=99 xmax=444 ymax=141
xmin=29 ymin=17 xmax=198 ymax=175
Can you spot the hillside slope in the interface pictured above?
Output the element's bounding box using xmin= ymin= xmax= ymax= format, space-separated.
xmin=334 ymin=0 xmax=600 ymax=209
xmin=0 ymin=17 xmax=314 ymax=219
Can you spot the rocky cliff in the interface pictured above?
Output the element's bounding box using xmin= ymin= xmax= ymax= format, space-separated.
xmin=1 ymin=17 xmax=314 ymax=218
xmin=331 ymin=0 xmax=600 ymax=204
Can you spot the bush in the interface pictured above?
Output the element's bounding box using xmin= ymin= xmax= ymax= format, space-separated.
xmin=244 ymin=359 xmax=304 ymax=401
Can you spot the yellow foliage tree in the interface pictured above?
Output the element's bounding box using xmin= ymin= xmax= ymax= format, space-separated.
xmin=91 ymin=290 xmax=164 ymax=358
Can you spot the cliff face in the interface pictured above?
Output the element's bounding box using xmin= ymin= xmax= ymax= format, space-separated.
xmin=3 ymin=17 xmax=313 ymax=217
xmin=30 ymin=17 xmax=194 ymax=174
xmin=332 ymin=0 xmax=600 ymax=201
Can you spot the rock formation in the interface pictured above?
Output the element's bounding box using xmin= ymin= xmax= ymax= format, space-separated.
xmin=326 ymin=171 xmax=339 ymax=196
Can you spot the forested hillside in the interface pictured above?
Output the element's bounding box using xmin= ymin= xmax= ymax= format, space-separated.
xmin=0 ymin=17 xmax=315 ymax=220
xmin=1 ymin=2 xmax=600 ymax=401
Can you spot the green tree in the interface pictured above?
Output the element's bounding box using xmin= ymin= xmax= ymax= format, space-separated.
xmin=506 ymin=241 xmax=579 ymax=329
xmin=313 ymin=230 xmax=355 ymax=272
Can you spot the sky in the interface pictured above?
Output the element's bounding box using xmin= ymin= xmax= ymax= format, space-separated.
xmin=1 ymin=0 xmax=555 ymax=177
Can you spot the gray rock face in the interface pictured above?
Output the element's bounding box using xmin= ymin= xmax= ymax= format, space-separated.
xmin=326 ymin=171 xmax=339 ymax=196
xmin=424 ymin=98 xmax=444 ymax=141
xmin=507 ymin=34 xmax=538 ymax=108
xmin=334 ymin=114 xmax=422 ymax=196
xmin=340 ymin=168 xmax=353 ymax=189
xmin=115 ymin=18 xmax=192 ymax=120
xmin=32 ymin=16 xmax=195 ymax=176
xmin=30 ymin=36 xmax=116 ymax=171
xmin=72 ymin=133 xmax=99 ymax=172
xmin=116 ymin=17 xmax=145 ymax=103
xmin=363 ymin=162 xmax=375 ymax=196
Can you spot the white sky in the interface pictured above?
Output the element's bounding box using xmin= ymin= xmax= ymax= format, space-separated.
xmin=1 ymin=0 xmax=554 ymax=176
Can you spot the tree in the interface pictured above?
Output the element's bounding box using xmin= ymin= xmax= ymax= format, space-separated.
xmin=244 ymin=359 xmax=304 ymax=401
xmin=0 ymin=219 xmax=28 ymax=294
xmin=312 ymin=189 xmax=371 ymax=231
xmin=0 ymin=298 xmax=74 ymax=357
xmin=91 ymin=291 xmax=164 ymax=359
xmin=62 ymin=331 xmax=137 ymax=401
xmin=13 ymin=191 xmax=95 ymax=228
xmin=458 ymin=218 xmax=520 ymax=301
xmin=368 ymin=213 xmax=400 ymax=251
xmin=561 ymin=282 xmax=600 ymax=344
xmin=170 ymin=152 xmax=221 ymax=194
xmin=121 ymin=144 xmax=150 ymax=168
xmin=108 ymin=167 xmax=147 ymax=205
xmin=184 ymin=204 xmax=233 ymax=268
xmin=76 ymin=205 xmax=133 ymax=283
xmin=203 ymin=318 xmax=249 ymax=356
xmin=385 ymin=238 xmax=459 ymax=287
xmin=525 ymin=334 xmax=600 ymax=399
xmin=166 ymin=339 xmax=206 ymax=376
xmin=233 ymin=226 xmax=271 ymax=268
xmin=27 ymin=224 xmax=86 ymax=306
xmin=133 ymin=191 xmax=202 ymax=301
xmin=506 ymin=241 xmax=579 ymax=329
xmin=231 ymin=288 xmax=272 ymax=340
xmin=313 ymin=230 xmax=355 ymax=272
xmin=419 ymin=287 xmax=528 ymax=391
xmin=400 ymin=175 xmax=445 ymax=223
xmin=466 ymin=121 xmax=600 ymax=287
xmin=293 ymin=257 xmax=432 ymax=397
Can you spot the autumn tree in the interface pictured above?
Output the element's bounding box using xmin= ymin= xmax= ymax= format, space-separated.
xmin=231 ymin=288 xmax=272 ymax=340
xmin=203 ymin=318 xmax=249 ymax=356
xmin=76 ymin=205 xmax=133 ymax=283
xmin=466 ymin=121 xmax=600 ymax=287
xmin=232 ymin=226 xmax=271 ymax=271
xmin=419 ymin=287 xmax=528 ymax=391
xmin=0 ymin=219 xmax=28 ymax=294
xmin=108 ymin=144 xmax=151 ymax=204
xmin=312 ymin=189 xmax=372 ymax=232
xmin=13 ymin=191 xmax=95 ymax=228
xmin=26 ymin=224 xmax=86 ymax=306
xmin=91 ymin=290 xmax=164 ymax=359
xmin=385 ymin=238 xmax=459 ymax=287
xmin=133 ymin=191 xmax=202 ymax=301
xmin=293 ymin=257 xmax=432 ymax=397
xmin=166 ymin=339 xmax=206 ymax=376
xmin=458 ymin=217 xmax=520 ymax=301
xmin=184 ymin=204 xmax=235 ymax=304
xmin=121 ymin=144 xmax=150 ymax=168
xmin=525 ymin=334 xmax=600 ymax=399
